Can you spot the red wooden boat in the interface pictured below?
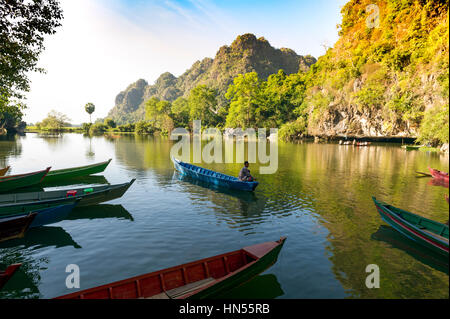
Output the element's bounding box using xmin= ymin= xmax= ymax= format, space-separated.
xmin=0 ymin=264 xmax=21 ymax=290
xmin=56 ymin=237 xmax=286 ymax=299
xmin=429 ymin=167 xmax=449 ymax=184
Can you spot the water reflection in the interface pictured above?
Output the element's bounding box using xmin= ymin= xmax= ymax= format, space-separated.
xmin=0 ymin=135 xmax=22 ymax=167
xmin=371 ymin=225 xmax=448 ymax=275
xmin=67 ymin=204 xmax=133 ymax=221
xmin=215 ymin=274 xmax=284 ymax=299
xmin=0 ymin=226 xmax=81 ymax=250
xmin=173 ymin=172 xmax=268 ymax=234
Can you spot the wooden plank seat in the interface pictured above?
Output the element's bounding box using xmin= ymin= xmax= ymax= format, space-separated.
xmin=145 ymin=277 xmax=215 ymax=299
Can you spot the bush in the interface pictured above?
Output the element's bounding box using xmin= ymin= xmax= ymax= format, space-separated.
xmin=117 ymin=124 xmax=135 ymax=132
xmin=135 ymin=121 xmax=155 ymax=134
xmin=89 ymin=123 xmax=108 ymax=135
xmin=279 ymin=117 xmax=307 ymax=141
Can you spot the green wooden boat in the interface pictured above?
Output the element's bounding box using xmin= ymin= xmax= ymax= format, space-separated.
xmin=43 ymin=159 xmax=112 ymax=183
xmin=401 ymin=145 xmax=422 ymax=151
xmin=0 ymin=167 xmax=51 ymax=193
xmin=373 ymin=197 xmax=449 ymax=257
xmin=0 ymin=179 xmax=135 ymax=217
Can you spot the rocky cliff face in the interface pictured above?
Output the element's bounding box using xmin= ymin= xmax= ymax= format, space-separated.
xmin=302 ymin=0 xmax=448 ymax=140
xmin=108 ymin=33 xmax=316 ymax=124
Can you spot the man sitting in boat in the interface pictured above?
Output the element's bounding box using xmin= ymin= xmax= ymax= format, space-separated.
xmin=239 ymin=161 xmax=255 ymax=182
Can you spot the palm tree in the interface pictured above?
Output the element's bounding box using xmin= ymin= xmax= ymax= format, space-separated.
xmin=85 ymin=103 xmax=95 ymax=123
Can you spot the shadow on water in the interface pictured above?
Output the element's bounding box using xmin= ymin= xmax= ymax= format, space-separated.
xmin=214 ymin=274 xmax=284 ymax=299
xmin=0 ymin=226 xmax=82 ymax=299
xmin=67 ymin=204 xmax=133 ymax=221
xmin=173 ymin=172 xmax=258 ymax=203
xmin=0 ymin=226 xmax=81 ymax=250
xmin=371 ymin=225 xmax=449 ymax=275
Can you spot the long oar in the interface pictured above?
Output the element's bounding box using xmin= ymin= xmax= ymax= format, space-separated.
xmin=416 ymin=171 xmax=432 ymax=177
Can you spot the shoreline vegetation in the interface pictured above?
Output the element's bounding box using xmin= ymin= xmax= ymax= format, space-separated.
xmin=3 ymin=1 xmax=449 ymax=153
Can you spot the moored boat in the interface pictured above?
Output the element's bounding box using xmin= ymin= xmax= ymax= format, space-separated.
xmin=0 ymin=201 xmax=79 ymax=228
xmin=429 ymin=167 xmax=449 ymax=184
xmin=401 ymin=145 xmax=422 ymax=151
xmin=372 ymin=197 xmax=448 ymax=257
xmin=0 ymin=213 xmax=36 ymax=243
xmin=55 ymin=237 xmax=286 ymax=299
xmin=0 ymin=166 xmax=10 ymax=177
xmin=0 ymin=179 xmax=135 ymax=217
xmin=43 ymin=159 xmax=112 ymax=183
xmin=172 ymin=157 xmax=259 ymax=192
xmin=0 ymin=167 xmax=51 ymax=193
xmin=0 ymin=264 xmax=21 ymax=290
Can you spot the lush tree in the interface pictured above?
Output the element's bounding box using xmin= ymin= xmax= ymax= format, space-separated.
xmin=104 ymin=118 xmax=116 ymax=128
xmin=85 ymin=103 xmax=95 ymax=123
xmin=38 ymin=110 xmax=71 ymax=130
xmin=260 ymin=70 xmax=307 ymax=127
xmin=225 ymin=72 xmax=265 ymax=129
xmin=0 ymin=0 xmax=63 ymax=98
xmin=188 ymin=85 xmax=220 ymax=127
xmin=0 ymin=93 xmax=26 ymax=133
xmin=135 ymin=121 xmax=155 ymax=134
xmin=171 ymin=97 xmax=190 ymax=128
xmin=89 ymin=123 xmax=108 ymax=135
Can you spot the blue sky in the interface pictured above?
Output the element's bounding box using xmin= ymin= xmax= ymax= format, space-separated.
xmin=25 ymin=0 xmax=347 ymax=124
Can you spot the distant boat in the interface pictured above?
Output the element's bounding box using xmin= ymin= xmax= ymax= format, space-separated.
xmin=429 ymin=167 xmax=449 ymax=185
xmin=354 ymin=141 xmax=371 ymax=146
xmin=0 ymin=179 xmax=135 ymax=217
xmin=55 ymin=237 xmax=286 ymax=299
xmin=0 ymin=167 xmax=51 ymax=193
xmin=401 ymin=145 xmax=422 ymax=150
xmin=0 ymin=166 xmax=10 ymax=177
xmin=372 ymin=197 xmax=448 ymax=258
xmin=43 ymin=159 xmax=112 ymax=183
xmin=172 ymin=157 xmax=259 ymax=192
xmin=0 ymin=264 xmax=21 ymax=290
xmin=0 ymin=213 xmax=36 ymax=243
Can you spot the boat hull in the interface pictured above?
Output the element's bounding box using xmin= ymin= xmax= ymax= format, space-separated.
xmin=55 ymin=237 xmax=286 ymax=299
xmin=1 ymin=202 xmax=78 ymax=228
xmin=186 ymin=238 xmax=286 ymax=299
xmin=429 ymin=167 xmax=449 ymax=184
xmin=373 ymin=197 xmax=449 ymax=257
xmin=0 ymin=213 xmax=36 ymax=242
xmin=0 ymin=264 xmax=21 ymax=290
xmin=0 ymin=167 xmax=50 ymax=193
xmin=0 ymin=179 xmax=135 ymax=218
xmin=44 ymin=159 xmax=112 ymax=183
xmin=173 ymin=158 xmax=258 ymax=192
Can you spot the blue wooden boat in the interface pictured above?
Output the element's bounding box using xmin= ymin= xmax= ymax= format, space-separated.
xmin=0 ymin=201 xmax=79 ymax=228
xmin=172 ymin=157 xmax=259 ymax=192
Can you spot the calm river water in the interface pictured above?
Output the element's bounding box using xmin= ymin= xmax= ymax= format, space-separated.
xmin=0 ymin=133 xmax=448 ymax=299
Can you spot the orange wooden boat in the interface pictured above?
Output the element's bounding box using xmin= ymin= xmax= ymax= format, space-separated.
xmin=0 ymin=264 xmax=21 ymax=290
xmin=0 ymin=166 xmax=10 ymax=177
xmin=56 ymin=237 xmax=286 ymax=299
